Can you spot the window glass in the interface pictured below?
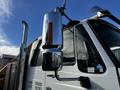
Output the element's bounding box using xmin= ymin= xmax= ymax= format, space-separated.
xmin=88 ymin=19 xmax=120 ymax=65
xmin=62 ymin=28 xmax=75 ymax=65
xmin=75 ymin=25 xmax=106 ymax=74
xmin=30 ymin=39 xmax=42 ymax=66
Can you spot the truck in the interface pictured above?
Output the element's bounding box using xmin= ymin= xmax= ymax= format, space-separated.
xmin=1 ymin=1 xmax=120 ymax=90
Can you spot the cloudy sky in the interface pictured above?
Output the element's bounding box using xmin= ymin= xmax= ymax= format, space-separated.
xmin=0 ymin=0 xmax=120 ymax=56
xmin=0 ymin=0 xmax=19 ymax=55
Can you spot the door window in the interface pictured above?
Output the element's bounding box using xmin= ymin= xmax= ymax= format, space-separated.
xmin=75 ymin=24 xmax=106 ymax=74
xmin=62 ymin=28 xmax=75 ymax=65
xmin=88 ymin=19 xmax=120 ymax=66
xmin=30 ymin=39 xmax=42 ymax=66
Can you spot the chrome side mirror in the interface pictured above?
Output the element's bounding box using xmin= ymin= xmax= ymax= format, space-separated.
xmin=41 ymin=8 xmax=63 ymax=71
xmin=42 ymin=49 xmax=63 ymax=71
xmin=42 ymin=9 xmax=63 ymax=49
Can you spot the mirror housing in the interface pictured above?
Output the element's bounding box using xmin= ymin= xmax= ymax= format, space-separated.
xmin=41 ymin=8 xmax=63 ymax=71
xmin=42 ymin=49 xmax=63 ymax=71
xmin=42 ymin=8 xmax=63 ymax=49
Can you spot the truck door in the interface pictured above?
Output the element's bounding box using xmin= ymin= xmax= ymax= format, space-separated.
xmin=25 ymin=38 xmax=46 ymax=90
xmin=45 ymin=22 xmax=120 ymax=90
xmin=87 ymin=19 xmax=120 ymax=90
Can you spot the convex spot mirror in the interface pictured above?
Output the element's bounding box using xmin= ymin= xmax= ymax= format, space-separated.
xmin=42 ymin=49 xmax=63 ymax=71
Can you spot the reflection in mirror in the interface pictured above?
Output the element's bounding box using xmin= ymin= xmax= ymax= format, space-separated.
xmin=42 ymin=49 xmax=63 ymax=71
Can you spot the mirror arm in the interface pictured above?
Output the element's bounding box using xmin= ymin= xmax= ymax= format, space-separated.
xmin=54 ymin=70 xmax=91 ymax=89
xmin=108 ymin=15 xmax=120 ymax=25
xmin=98 ymin=10 xmax=120 ymax=25
xmin=62 ymin=13 xmax=72 ymax=21
xmin=55 ymin=70 xmax=80 ymax=81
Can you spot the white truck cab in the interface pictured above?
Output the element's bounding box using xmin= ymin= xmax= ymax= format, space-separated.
xmin=24 ymin=7 xmax=120 ymax=90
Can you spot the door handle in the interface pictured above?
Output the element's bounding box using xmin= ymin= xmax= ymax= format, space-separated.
xmin=47 ymin=74 xmax=56 ymax=78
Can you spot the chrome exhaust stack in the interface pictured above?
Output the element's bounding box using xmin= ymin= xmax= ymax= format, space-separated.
xmin=14 ymin=20 xmax=28 ymax=90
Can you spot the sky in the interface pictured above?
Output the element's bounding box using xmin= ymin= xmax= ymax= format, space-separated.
xmin=0 ymin=0 xmax=120 ymax=56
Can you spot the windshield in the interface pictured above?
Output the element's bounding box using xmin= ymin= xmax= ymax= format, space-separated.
xmin=88 ymin=19 xmax=120 ymax=63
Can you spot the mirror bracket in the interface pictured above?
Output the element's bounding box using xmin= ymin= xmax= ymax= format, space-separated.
xmin=54 ymin=70 xmax=91 ymax=89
